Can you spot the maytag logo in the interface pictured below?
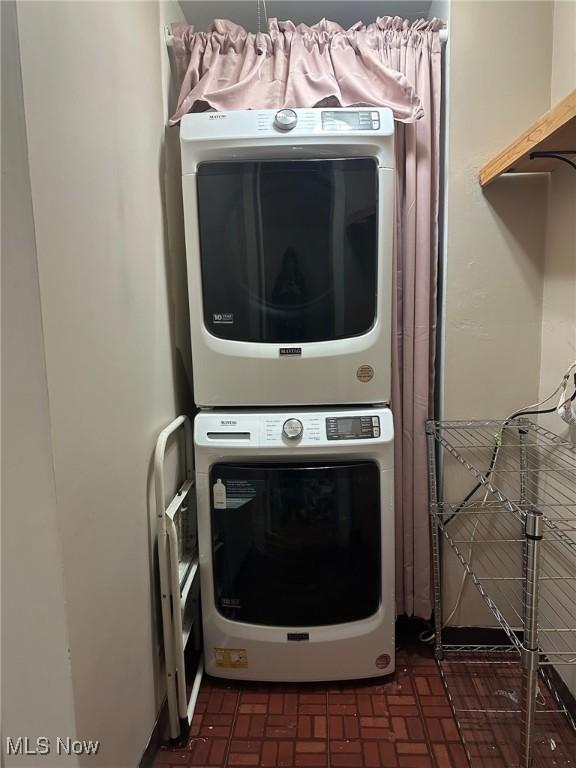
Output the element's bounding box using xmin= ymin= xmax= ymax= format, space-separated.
xmin=220 ymin=420 xmax=237 ymax=426
xmin=279 ymin=347 xmax=302 ymax=357
xmin=209 ymin=114 xmax=226 ymax=119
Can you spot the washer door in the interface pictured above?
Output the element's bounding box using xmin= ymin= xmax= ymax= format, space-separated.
xmin=209 ymin=461 xmax=381 ymax=627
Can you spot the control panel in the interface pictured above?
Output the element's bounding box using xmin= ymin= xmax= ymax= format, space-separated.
xmin=326 ymin=415 xmax=380 ymax=440
xmin=195 ymin=409 xmax=392 ymax=448
xmin=180 ymin=107 xmax=395 ymax=144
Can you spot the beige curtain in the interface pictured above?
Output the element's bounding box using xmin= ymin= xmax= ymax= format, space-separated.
xmin=171 ymin=17 xmax=443 ymax=618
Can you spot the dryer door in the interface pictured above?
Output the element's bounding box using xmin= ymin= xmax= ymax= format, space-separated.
xmin=197 ymin=158 xmax=378 ymax=344
xmin=209 ymin=461 xmax=381 ymax=627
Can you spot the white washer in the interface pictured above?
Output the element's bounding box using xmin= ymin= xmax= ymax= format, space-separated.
xmin=181 ymin=108 xmax=395 ymax=408
xmin=194 ymin=407 xmax=394 ymax=681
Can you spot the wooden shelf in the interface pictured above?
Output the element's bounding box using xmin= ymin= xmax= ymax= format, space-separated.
xmin=479 ymin=90 xmax=576 ymax=186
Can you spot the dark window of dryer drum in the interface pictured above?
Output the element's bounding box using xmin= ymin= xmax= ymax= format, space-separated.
xmin=210 ymin=462 xmax=381 ymax=627
xmin=197 ymin=159 xmax=378 ymax=344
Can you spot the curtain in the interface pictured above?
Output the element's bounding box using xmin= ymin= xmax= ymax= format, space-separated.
xmin=171 ymin=17 xmax=442 ymax=618
xmin=169 ymin=18 xmax=425 ymax=124
xmin=386 ymin=22 xmax=442 ymax=619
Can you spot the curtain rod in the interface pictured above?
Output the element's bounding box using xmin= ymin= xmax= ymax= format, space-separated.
xmin=164 ymin=26 xmax=449 ymax=47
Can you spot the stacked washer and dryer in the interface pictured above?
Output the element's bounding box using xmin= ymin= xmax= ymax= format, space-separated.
xmin=180 ymin=107 xmax=396 ymax=681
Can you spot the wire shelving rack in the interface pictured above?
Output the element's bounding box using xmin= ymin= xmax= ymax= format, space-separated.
xmin=427 ymin=419 xmax=576 ymax=767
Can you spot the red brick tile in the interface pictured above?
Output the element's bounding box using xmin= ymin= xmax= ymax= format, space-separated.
xmin=300 ymin=694 xmax=325 ymax=705
xmin=378 ymin=741 xmax=399 ymax=767
xmin=269 ymin=694 xmax=284 ymax=715
xmin=229 ymin=754 xmax=260 ymax=766
xmin=329 ymin=704 xmax=358 ymax=715
xmin=391 ymin=717 xmax=407 ymax=740
xmin=328 ymin=694 xmax=356 ymax=704
xmin=360 ymin=727 xmax=394 ymax=740
xmin=209 ymin=739 xmax=227 ymax=765
xmin=360 ymin=716 xmax=389 ymax=727
xmin=313 ymin=716 xmax=326 ymax=739
xmin=284 ymin=694 xmax=298 ymax=715
xmin=296 ymin=741 xmax=326 ymax=753
xmin=363 ymin=741 xmax=381 ymax=767
xmin=357 ymin=694 xmax=373 ymax=716
xmin=406 ymin=718 xmax=425 ymax=741
xmin=299 ymin=704 xmax=326 ymax=715
xmin=447 ymin=743 xmax=469 ymax=768
xmin=371 ymin=696 xmax=389 ymax=716
xmin=331 ymin=740 xmax=362 ymax=754
xmin=432 ymin=743 xmax=451 ymax=768
xmin=249 ymin=715 xmax=266 ymax=738
xmin=440 ymin=718 xmax=460 ymax=742
xmin=420 ymin=705 xmax=452 ymax=718
xmin=396 ymin=743 xmax=428 ymax=755
xmin=428 ymin=678 xmax=446 ymax=696
xmin=277 ymin=741 xmax=294 ymax=767
xmin=343 ymin=716 xmax=360 ymax=739
xmin=190 ymin=740 xmax=211 ymax=765
xmin=261 ymin=741 xmax=278 ymax=767
xmin=230 ymin=740 xmax=262 ymax=753
xmin=153 ymin=749 xmax=189 ymax=764
xmin=387 ymin=696 xmax=416 ymax=706
xmin=397 ymin=757 xmax=432 ymax=768
xmin=418 ymin=695 xmax=448 ymax=706
xmin=414 ymin=677 xmax=431 ymax=696
xmin=242 ymin=693 xmax=269 ymax=704
xmin=234 ymin=715 xmax=251 ymax=738
xmin=189 ymin=713 xmax=203 ymax=738
xmin=329 ymin=715 xmax=343 ymax=739
xmin=240 ymin=704 xmax=268 ymax=715
xmin=388 ymin=705 xmax=419 ymax=717
xmin=295 ymin=755 xmax=327 ymax=767
xmin=424 ymin=718 xmax=443 ymax=742
xmin=297 ymin=716 xmax=312 ymax=738
xmin=330 ymin=754 xmax=363 ymax=767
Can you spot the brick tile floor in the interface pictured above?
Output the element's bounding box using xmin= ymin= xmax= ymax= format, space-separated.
xmin=153 ymin=647 xmax=471 ymax=768
xmin=440 ymin=658 xmax=576 ymax=768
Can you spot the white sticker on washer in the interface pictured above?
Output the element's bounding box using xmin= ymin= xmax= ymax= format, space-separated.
xmin=213 ymin=479 xmax=226 ymax=509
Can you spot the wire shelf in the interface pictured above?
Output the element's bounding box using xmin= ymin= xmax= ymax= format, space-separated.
xmin=427 ymin=418 xmax=576 ymax=767
xmin=429 ymin=419 xmax=576 ymax=665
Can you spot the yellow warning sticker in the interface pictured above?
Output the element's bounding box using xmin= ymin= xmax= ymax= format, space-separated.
xmin=214 ymin=648 xmax=248 ymax=669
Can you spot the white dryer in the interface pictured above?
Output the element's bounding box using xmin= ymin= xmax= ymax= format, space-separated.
xmin=181 ymin=108 xmax=395 ymax=408
xmin=194 ymin=407 xmax=394 ymax=682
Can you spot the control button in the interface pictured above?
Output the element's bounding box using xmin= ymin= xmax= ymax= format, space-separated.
xmin=372 ymin=416 xmax=380 ymax=426
xmin=274 ymin=109 xmax=298 ymax=131
xmin=371 ymin=111 xmax=379 ymax=119
xmin=372 ymin=120 xmax=379 ymax=129
xmin=283 ymin=418 xmax=304 ymax=440
xmin=373 ymin=427 xmax=380 ymax=437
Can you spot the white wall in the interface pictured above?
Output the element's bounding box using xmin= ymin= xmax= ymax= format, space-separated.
xmin=538 ymin=0 xmax=576 ymax=439
xmin=2 ymin=3 xmax=79 ymax=764
xmin=441 ymin=0 xmax=553 ymax=626
xmin=179 ymin=1 xmax=432 ymax=29
xmin=11 ymin=1 xmax=189 ymax=765
xmin=538 ymin=0 xmax=576 ymax=695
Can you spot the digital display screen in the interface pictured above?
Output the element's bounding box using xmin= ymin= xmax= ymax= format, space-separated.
xmin=337 ymin=418 xmax=358 ymax=433
xmin=321 ymin=111 xmax=379 ymax=131
xmin=326 ymin=415 xmax=378 ymax=440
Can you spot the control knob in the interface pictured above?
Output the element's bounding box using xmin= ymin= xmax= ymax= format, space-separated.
xmin=274 ymin=109 xmax=298 ymax=131
xmin=283 ymin=418 xmax=303 ymax=440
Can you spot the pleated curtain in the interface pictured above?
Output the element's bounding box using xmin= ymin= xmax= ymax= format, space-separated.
xmin=171 ymin=17 xmax=443 ymax=618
